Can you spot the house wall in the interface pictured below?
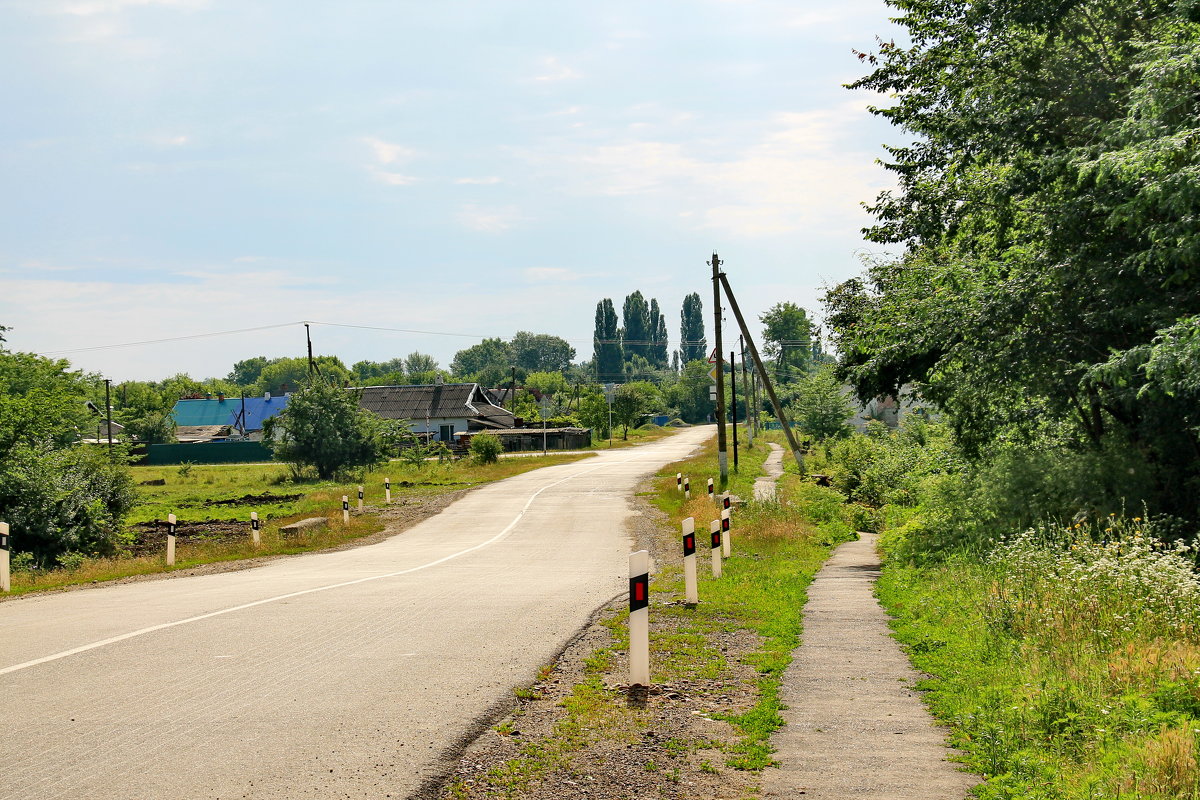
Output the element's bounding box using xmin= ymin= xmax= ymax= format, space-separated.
xmin=407 ymin=417 xmax=470 ymax=440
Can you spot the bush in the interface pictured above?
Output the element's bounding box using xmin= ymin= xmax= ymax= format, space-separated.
xmin=469 ymin=432 xmax=503 ymax=464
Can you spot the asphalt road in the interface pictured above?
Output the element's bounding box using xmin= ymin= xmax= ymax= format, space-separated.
xmin=0 ymin=427 xmax=711 ymax=800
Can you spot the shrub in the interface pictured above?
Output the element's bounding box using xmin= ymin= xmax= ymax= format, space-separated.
xmin=469 ymin=432 xmax=503 ymax=464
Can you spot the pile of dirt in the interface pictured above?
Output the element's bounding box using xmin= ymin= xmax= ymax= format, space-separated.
xmin=208 ymin=492 xmax=301 ymax=506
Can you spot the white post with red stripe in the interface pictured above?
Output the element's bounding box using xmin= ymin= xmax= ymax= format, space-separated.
xmin=629 ymin=550 xmax=650 ymax=686
xmin=710 ymin=519 xmax=722 ymax=578
xmin=721 ymin=508 xmax=732 ymax=557
xmin=676 ymin=472 xmax=682 ymax=492
xmin=385 ymin=478 xmax=391 ymax=505
xmin=342 ymin=496 xmax=349 ymax=524
xmin=684 ymin=477 xmax=691 ymax=500
xmin=682 ymin=517 xmax=698 ymax=606
xmin=357 ymin=485 xmax=364 ymax=513
xmin=250 ymin=512 xmax=260 ymax=546
xmin=707 ymin=477 xmax=714 ymax=501
xmin=166 ymin=514 xmax=177 ymax=566
xmin=0 ymin=522 xmax=10 ymax=592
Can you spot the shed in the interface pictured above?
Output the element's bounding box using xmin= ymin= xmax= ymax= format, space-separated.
xmin=356 ymin=382 xmax=515 ymax=442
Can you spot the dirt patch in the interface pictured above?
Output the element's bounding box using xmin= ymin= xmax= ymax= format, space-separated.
xmin=436 ymin=490 xmax=764 ymax=800
xmin=208 ymin=492 xmax=302 ymax=506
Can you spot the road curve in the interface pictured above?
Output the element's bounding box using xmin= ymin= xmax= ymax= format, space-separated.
xmin=0 ymin=427 xmax=711 ymax=799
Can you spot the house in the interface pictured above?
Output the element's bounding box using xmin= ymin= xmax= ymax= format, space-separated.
xmin=170 ymin=393 xmax=290 ymax=442
xmin=355 ymin=382 xmax=514 ymax=442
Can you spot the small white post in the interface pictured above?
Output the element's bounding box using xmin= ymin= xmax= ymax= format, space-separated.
xmin=676 ymin=472 xmax=682 ymax=492
xmin=385 ymin=478 xmax=391 ymax=505
xmin=166 ymin=513 xmax=176 ymax=566
xmin=0 ymin=522 xmax=10 ymax=593
xmin=682 ymin=517 xmax=697 ymax=606
xmin=342 ymin=496 xmax=349 ymax=524
xmin=250 ymin=512 xmax=260 ymax=546
xmin=357 ymin=485 xmax=364 ymax=513
xmin=710 ymin=519 xmax=722 ymax=578
xmin=707 ymin=477 xmax=714 ymax=501
xmin=721 ymin=508 xmax=732 ymax=557
xmin=628 ymin=549 xmax=650 ymax=687
xmin=722 ymin=494 xmax=731 ymax=512
xmin=684 ymin=477 xmax=691 ymax=500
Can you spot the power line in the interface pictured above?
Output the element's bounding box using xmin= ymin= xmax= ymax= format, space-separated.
xmin=40 ymin=322 xmax=305 ymax=356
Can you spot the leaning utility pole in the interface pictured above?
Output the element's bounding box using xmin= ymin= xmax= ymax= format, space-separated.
xmin=729 ymin=350 xmax=739 ymax=472
xmin=718 ymin=272 xmax=805 ymax=469
xmin=305 ymin=323 xmax=315 ymax=376
xmin=711 ymin=253 xmax=729 ymax=484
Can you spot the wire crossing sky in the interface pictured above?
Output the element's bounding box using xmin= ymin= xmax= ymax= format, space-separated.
xmin=0 ymin=0 xmax=902 ymax=380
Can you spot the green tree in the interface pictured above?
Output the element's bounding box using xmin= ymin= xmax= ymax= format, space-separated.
xmin=648 ymin=299 xmax=669 ymax=369
xmin=759 ymin=302 xmax=813 ymax=385
xmin=621 ymin=291 xmax=651 ymax=363
xmin=469 ymin=431 xmax=503 ymax=464
xmin=787 ymin=365 xmax=854 ymax=441
xmin=679 ymin=292 xmax=706 ymax=363
xmin=593 ymin=299 xmax=623 ymax=382
xmin=262 ymin=379 xmax=398 ymax=479
xmin=404 ymin=352 xmax=438 ymax=374
xmin=227 ymin=356 xmax=274 ymax=387
xmin=451 ymin=338 xmax=512 ymax=380
xmin=611 ymin=381 xmax=660 ymax=439
xmin=663 ymin=360 xmax=716 ymax=423
xmin=510 ymin=331 xmax=575 ymax=372
xmin=253 ymin=357 xmax=349 ymax=396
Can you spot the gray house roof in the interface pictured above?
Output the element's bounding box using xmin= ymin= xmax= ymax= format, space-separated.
xmin=355 ymin=383 xmax=515 ymax=429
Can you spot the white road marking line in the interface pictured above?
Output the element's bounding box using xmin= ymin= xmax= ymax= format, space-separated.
xmin=0 ymin=457 xmax=648 ymax=678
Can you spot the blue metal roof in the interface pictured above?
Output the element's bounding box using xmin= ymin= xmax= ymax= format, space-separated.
xmin=171 ymin=395 xmax=288 ymax=431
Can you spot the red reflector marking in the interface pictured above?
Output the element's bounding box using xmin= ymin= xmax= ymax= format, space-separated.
xmin=635 ymin=583 xmax=645 ymax=601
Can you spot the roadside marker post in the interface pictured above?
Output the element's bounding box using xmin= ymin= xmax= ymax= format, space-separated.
xmin=721 ymin=508 xmax=732 ymax=557
xmin=342 ymin=496 xmax=349 ymax=524
xmin=629 ymin=550 xmax=651 ymax=687
xmin=250 ymin=512 xmax=260 ymax=546
xmin=0 ymin=521 xmax=10 ymax=592
xmin=684 ymin=477 xmax=691 ymax=500
xmin=166 ymin=514 xmax=177 ymax=567
xmin=385 ymin=478 xmax=391 ymax=505
xmin=710 ymin=519 xmax=722 ymax=578
xmin=357 ymin=485 xmax=364 ymax=513
xmin=707 ymin=478 xmax=714 ymax=501
xmin=676 ymin=473 xmax=682 ymax=492
xmin=682 ymin=517 xmax=698 ymax=606
xmin=722 ymin=494 xmax=731 ymax=511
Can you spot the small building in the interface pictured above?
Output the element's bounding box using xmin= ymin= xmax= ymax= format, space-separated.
xmin=456 ymin=426 xmax=592 ymax=452
xmin=355 ymin=382 xmax=514 ymax=442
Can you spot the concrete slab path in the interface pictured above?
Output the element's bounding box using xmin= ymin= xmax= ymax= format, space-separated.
xmin=763 ymin=532 xmax=979 ymax=799
xmin=753 ymin=443 xmax=785 ymax=501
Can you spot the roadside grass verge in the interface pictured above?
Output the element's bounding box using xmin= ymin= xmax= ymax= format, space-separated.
xmin=589 ymin=422 xmax=677 ymax=450
xmin=443 ymin=434 xmax=856 ymax=799
xmin=4 ymin=452 xmax=592 ymax=596
xmin=876 ymin=518 xmax=1200 ymax=799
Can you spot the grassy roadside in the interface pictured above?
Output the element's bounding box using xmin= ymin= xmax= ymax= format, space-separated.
xmin=441 ymin=435 xmax=857 ymax=800
xmin=4 ymin=452 xmax=593 ymax=596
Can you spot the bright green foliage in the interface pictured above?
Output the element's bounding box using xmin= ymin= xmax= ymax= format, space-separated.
xmin=647 ymin=299 xmax=669 ymax=369
xmin=830 ymin=0 xmax=1200 ymax=528
xmin=511 ymin=331 xmax=575 ymax=373
xmin=611 ymin=381 xmax=660 ymax=439
xmin=451 ymin=338 xmax=512 ymax=384
xmin=759 ymin=302 xmax=813 ymax=384
xmin=262 ymin=379 xmax=398 ymax=479
xmin=593 ymin=299 xmax=623 ymax=382
xmin=0 ymin=346 xmax=135 ymax=565
xmin=469 ymin=431 xmax=503 ymax=465
xmin=661 ymin=360 xmax=715 ymax=423
xmin=785 ymin=365 xmax=854 ymax=442
xmin=253 ymin=356 xmax=350 ymax=396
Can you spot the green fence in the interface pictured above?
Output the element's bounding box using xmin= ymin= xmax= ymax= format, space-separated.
xmin=146 ymin=441 xmax=273 ymax=465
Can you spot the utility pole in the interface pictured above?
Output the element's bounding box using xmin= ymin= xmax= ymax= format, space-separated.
xmin=305 ymin=323 xmax=315 ymax=377
xmin=104 ymin=378 xmax=114 ymax=455
xmin=711 ymin=253 xmax=728 ymax=484
xmin=729 ymin=350 xmax=738 ymax=471
xmin=718 ymin=273 xmax=805 ymax=469
xmin=740 ymin=336 xmax=754 ymax=446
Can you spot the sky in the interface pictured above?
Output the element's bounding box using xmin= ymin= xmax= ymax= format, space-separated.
xmin=0 ymin=0 xmax=904 ymax=382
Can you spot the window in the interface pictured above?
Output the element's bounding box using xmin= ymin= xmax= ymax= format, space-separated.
xmin=439 ymin=424 xmax=454 ymax=442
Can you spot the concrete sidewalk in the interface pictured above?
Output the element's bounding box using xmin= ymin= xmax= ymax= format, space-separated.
xmin=763 ymin=532 xmax=979 ymax=799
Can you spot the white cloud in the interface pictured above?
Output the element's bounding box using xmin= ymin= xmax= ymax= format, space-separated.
xmin=522 ymin=267 xmax=580 ymax=283
xmin=53 ymin=0 xmax=208 ymax=15
xmin=457 ymin=203 xmax=527 ymax=233
xmin=533 ymin=56 xmax=580 ymax=82
xmin=363 ymin=137 xmax=415 ymax=166
xmin=374 ymin=172 xmax=419 ymax=186
xmin=455 ymin=176 xmax=502 ymax=185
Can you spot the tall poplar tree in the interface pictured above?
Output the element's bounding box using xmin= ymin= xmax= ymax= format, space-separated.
xmin=648 ymin=298 xmax=670 ymax=369
xmin=622 ymin=291 xmax=651 ymax=362
xmin=593 ymin=299 xmax=623 ymax=382
xmin=679 ymin=292 xmax=706 ymax=363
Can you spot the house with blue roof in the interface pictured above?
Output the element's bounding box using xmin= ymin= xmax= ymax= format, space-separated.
xmin=170 ymin=392 xmax=289 ymax=442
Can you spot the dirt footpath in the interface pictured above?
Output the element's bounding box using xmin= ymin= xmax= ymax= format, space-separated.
xmin=763 ymin=531 xmax=979 ymax=799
